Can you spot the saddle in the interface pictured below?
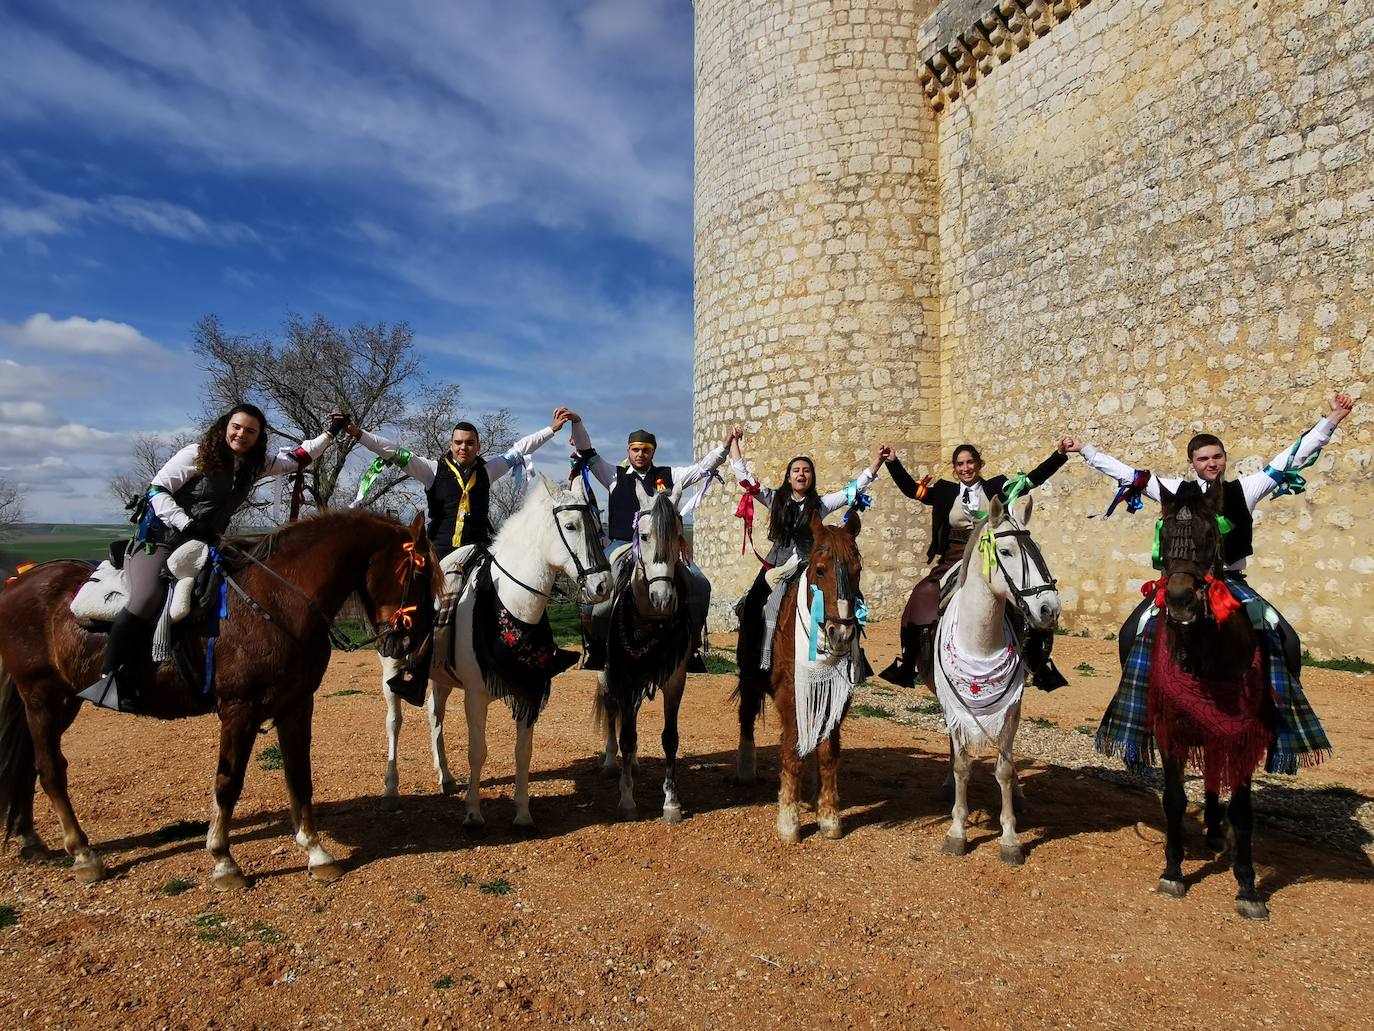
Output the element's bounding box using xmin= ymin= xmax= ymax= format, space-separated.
xmin=70 ymin=540 xmax=221 ymax=630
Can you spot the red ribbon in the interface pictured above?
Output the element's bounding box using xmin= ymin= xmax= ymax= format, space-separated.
xmin=1140 ymin=577 xmax=1168 ymax=608
xmin=1205 ymin=574 xmax=1241 ymax=624
xmin=735 ymin=480 xmax=762 ymax=557
xmin=287 ymin=446 xmax=312 ymax=521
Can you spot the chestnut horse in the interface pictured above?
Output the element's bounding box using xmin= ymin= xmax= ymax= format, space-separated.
xmin=736 ymin=511 xmax=864 ymax=842
xmin=1144 ymin=481 xmax=1273 ymax=919
xmin=0 ymin=510 xmax=439 ymax=889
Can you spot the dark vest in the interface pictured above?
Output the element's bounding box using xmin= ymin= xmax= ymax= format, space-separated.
xmin=608 ymin=465 xmax=674 ymax=542
xmin=769 ymin=495 xmax=818 ymax=555
xmin=1219 ymin=478 xmax=1254 ymax=566
xmin=426 ymin=458 xmax=491 ymax=555
xmin=151 ymin=466 xmax=256 ymax=545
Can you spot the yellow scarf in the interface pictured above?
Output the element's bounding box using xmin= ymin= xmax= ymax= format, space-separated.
xmin=444 ymin=457 xmax=479 ymax=548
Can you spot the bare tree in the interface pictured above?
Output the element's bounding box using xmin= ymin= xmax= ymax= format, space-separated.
xmin=108 ymin=432 xmax=196 ymax=512
xmin=0 ymin=477 xmax=23 ymax=540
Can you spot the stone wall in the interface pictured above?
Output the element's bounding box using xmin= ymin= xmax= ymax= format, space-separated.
xmin=934 ymin=0 xmax=1373 ymax=655
xmin=693 ymin=0 xmax=1373 ymax=656
xmin=693 ymin=0 xmax=944 ymax=627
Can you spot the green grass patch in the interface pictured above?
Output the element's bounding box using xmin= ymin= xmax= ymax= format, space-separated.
xmin=1075 ymin=725 xmax=1095 ymax=736
xmin=905 ymin=699 xmax=944 ymax=716
xmin=1025 ymin=716 xmax=1056 ymax=730
xmin=410 ymin=893 xmax=428 ymax=904
xmin=704 ymin=653 xmax=738 ymax=675
xmin=256 ymin=744 xmax=284 ymax=771
xmin=150 ymin=819 xmax=209 ymax=844
xmin=249 ymin=921 xmax=284 ymax=944
xmin=433 ymin=975 xmax=455 ymax=990
xmin=327 ymin=689 xmax=367 ymax=697
xmin=193 ymin=912 xmax=239 ymax=945
xmin=849 ymin=702 xmax=890 ymax=720
xmin=478 ymin=878 xmax=513 ymax=896
xmin=548 ymin=603 xmax=583 ymax=646
xmin=0 ymin=905 xmax=17 ymax=929
xmin=162 ymin=879 xmax=195 ymax=897
xmin=1302 ymin=651 xmax=1374 ymax=674
xmin=1074 ymin=662 xmax=1096 ymax=676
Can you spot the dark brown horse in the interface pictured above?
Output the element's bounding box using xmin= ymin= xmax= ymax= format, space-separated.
xmin=736 ymin=512 xmax=863 ymax=842
xmin=1150 ymin=482 xmax=1272 ymax=920
xmin=0 ymin=509 xmax=439 ymax=889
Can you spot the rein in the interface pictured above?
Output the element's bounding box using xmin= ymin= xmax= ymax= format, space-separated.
xmin=981 ymin=524 xmax=1057 ymax=622
xmin=490 ymin=496 xmax=609 ymax=603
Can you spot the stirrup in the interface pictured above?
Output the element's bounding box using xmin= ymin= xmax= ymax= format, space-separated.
xmin=77 ymin=673 xmax=136 ymax=713
xmin=877 ymin=656 xmax=916 ymax=688
xmin=686 ymin=650 xmax=708 ymax=674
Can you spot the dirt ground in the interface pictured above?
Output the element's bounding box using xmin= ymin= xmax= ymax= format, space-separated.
xmin=3 ymin=620 xmax=1372 ymax=1029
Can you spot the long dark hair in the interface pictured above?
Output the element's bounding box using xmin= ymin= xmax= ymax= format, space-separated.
xmin=196 ymin=403 xmax=269 ymax=484
xmin=768 ymin=455 xmax=819 ymax=542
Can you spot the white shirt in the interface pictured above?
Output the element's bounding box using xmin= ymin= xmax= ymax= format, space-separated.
xmin=1079 ymin=416 xmax=1339 ymax=569
xmin=150 ymin=431 xmax=334 ymax=531
xmin=730 ymin=457 xmax=877 ymax=519
xmin=570 ymin=421 xmax=728 ymax=495
xmin=355 ymin=424 xmax=556 ymax=491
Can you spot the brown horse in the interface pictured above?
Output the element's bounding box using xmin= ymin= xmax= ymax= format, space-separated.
xmin=1150 ymin=481 xmax=1272 ymax=919
xmin=0 ymin=509 xmax=439 ymax=889
xmin=736 ymin=511 xmax=863 ymax=842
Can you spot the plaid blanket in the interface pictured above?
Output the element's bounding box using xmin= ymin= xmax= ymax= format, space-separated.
xmin=1096 ymin=578 xmax=1330 ymax=776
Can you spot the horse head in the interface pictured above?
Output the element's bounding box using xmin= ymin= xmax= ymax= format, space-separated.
xmin=633 ymin=489 xmax=685 ymax=617
xmin=364 ymin=513 xmax=442 ymax=663
xmin=1158 ymin=481 xmax=1225 ymax=626
xmin=805 ymin=509 xmax=864 ymax=659
xmin=977 ymin=494 xmax=1061 ymax=631
xmin=541 ymin=475 xmax=612 ymax=604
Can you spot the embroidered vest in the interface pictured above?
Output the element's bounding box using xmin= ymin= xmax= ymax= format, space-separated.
xmin=426 ymin=458 xmax=491 ymax=554
xmin=1219 ymin=478 xmax=1254 ymax=566
xmin=608 ymin=465 xmax=673 ymax=542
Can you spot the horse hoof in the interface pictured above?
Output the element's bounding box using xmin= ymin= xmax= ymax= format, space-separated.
xmin=1204 ymin=835 xmax=1227 ymax=853
xmin=72 ymin=859 xmax=108 ymax=884
xmin=662 ymin=806 xmax=684 ymax=825
xmin=1156 ymin=878 xmax=1187 ymax=899
xmin=461 ymin=815 xmax=486 ymax=836
xmin=511 ymin=819 xmax=537 ymax=837
xmin=617 ymin=805 xmax=638 ymax=823
xmin=1236 ymin=898 xmax=1270 ymax=922
xmin=309 ymin=862 xmax=345 ymax=883
xmin=999 ymin=843 xmax=1025 ymax=867
xmin=818 ymin=819 xmax=843 ymax=841
xmin=941 ymin=835 xmax=967 ymax=857
xmin=777 ymin=826 xmax=800 ymax=845
xmin=211 ymin=868 xmax=250 ymax=892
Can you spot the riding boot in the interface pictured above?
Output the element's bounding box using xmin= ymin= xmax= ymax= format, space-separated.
xmin=78 ymin=610 xmax=154 ymax=713
xmin=879 ymin=623 xmax=918 ymax=687
xmin=686 ymin=625 xmax=708 ymax=674
xmin=385 ymin=663 xmax=427 ymax=707
xmin=1026 ymin=628 xmax=1068 ymax=692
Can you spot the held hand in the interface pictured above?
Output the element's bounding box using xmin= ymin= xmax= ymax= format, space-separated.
xmin=1059 ymin=435 xmax=1083 ymax=454
xmin=551 ymin=407 xmax=574 ymax=431
xmin=877 ymin=444 xmax=895 ymax=463
xmin=1330 ymin=392 xmax=1354 ymax=424
xmin=722 ymin=424 xmax=742 ymax=449
xmin=326 ymin=411 xmax=352 ymax=437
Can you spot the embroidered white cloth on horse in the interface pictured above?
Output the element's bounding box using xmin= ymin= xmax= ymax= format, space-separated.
xmin=933 ymin=591 xmax=1025 ymax=752
xmin=70 ymin=540 xmax=210 ymax=627
xmin=792 ymin=567 xmax=860 ymax=758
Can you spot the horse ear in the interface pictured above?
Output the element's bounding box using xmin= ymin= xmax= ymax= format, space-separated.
xmin=409 ymin=512 xmax=426 ymax=540
xmin=808 ymin=507 xmax=825 ymax=537
xmin=1159 ymin=481 xmax=1176 ymax=509
xmin=845 ymin=512 xmax=861 ymax=538
xmin=1015 ymin=494 xmax=1034 ymax=525
xmin=541 ymin=475 xmax=558 ymax=496
xmin=987 ymin=494 xmax=1005 ymax=524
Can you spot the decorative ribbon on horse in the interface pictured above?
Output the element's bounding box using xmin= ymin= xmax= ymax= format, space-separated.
xmin=1140 ymin=577 xmax=1168 ymax=608
xmin=1204 ymin=574 xmax=1241 ymax=623
xmin=354 ymin=447 xmax=413 ymax=506
xmin=1152 ymin=512 xmax=1233 ymax=570
xmin=853 ymin=594 xmax=869 ymax=628
xmin=3 ymin=561 xmax=36 ymax=588
xmin=807 ymin=582 xmax=825 ymax=662
xmin=630 ymin=509 xmax=644 ymax=564
xmin=842 ymin=479 xmax=872 ymax=524
xmin=1104 ymin=469 xmax=1151 ymax=518
xmin=681 ymin=468 xmax=723 ymax=519
xmin=568 ymin=453 xmax=605 ymax=538
xmin=502 ymin=447 xmax=534 ymax=497
xmin=736 ymin=479 xmax=762 ymax=557
xmin=1264 ymin=433 xmax=1324 ymax=498
xmin=978 ymin=527 xmax=997 ymax=579
xmin=1001 ymin=471 xmax=1033 ymax=510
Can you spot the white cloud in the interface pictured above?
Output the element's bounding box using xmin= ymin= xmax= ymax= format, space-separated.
xmin=0 ymin=358 xmax=56 ymax=399
xmin=0 ymin=400 xmax=53 ymax=423
xmin=0 ymin=313 xmax=162 ymax=355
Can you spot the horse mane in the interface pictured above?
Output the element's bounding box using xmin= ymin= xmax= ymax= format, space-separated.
xmin=490 ymin=475 xmax=570 ymax=552
xmin=956 ymin=512 xmax=991 ymax=589
xmin=810 ymin=519 xmax=861 ymax=569
xmin=647 ymin=491 xmax=682 ymax=563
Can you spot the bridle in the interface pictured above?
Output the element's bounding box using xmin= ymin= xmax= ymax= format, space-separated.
xmin=980 ymin=518 xmax=1058 ymax=623
xmin=491 ymin=490 xmax=610 ymax=601
xmin=1155 ymin=502 xmax=1227 ymax=626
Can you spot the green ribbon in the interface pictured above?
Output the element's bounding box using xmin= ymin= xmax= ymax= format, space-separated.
xmin=1152 ymin=513 xmax=1234 ymax=571
xmin=978 ymin=527 xmax=997 ymax=579
xmin=354 ymin=447 xmax=412 ymax=504
xmin=1001 ymin=470 xmax=1033 ymax=510
xmin=1264 ymin=434 xmax=1322 ymax=498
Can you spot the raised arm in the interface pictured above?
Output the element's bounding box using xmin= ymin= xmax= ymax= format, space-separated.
xmin=483 ymin=408 xmax=572 ymax=482
xmin=670 ymin=424 xmax=737 ymax=488
xmin=729 ymin=432 xmax=775 ymax=506
xmin=569 ymin=417 xmax=616 ymax=489
xmin=1024 ymin=444 xmax=1070 ymax=487
xmin=883 ymin=447 xmax=936 ymax=504
xmin=1065 ymin=436 xmax=1173 ymax=503
xmin=352 ymin=426 xmax=440 ymax=489
xmin=1240 ymin=392 xmax=1355 ymax=509
xmin=818 ymin=450 xmax=883 ymax=516
xmin=260 ymin=429 xmax=336 ymax=479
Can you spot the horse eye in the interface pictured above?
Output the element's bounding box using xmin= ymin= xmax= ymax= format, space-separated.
xmin=639 ymin=532 xmax=649 ymax=541
xmin=563 ymin=521 xmax=577 ymax=531
xmin=999 ymin=547 xmax=1013 ymax=557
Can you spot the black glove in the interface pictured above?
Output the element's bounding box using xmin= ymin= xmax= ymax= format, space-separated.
xmin=182 ymin=519 xmax=219 ymax=544
xmin=327 ymin=413 xmax=351 ymax=436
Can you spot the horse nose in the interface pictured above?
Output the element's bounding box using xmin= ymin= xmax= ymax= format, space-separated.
xmin=1039 ymin=596 xmax=1061 ymax=625
xmin=583 ymin=573 xmax=610 ymax=603
xmin=650 ymin=581 xmax=676 ymax=613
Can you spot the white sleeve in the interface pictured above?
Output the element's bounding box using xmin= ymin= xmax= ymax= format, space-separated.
xmin=356 ymin=429 xmax=438 ymax=489
xmin=1079 ymin=444 xmax=1166 ymax=503
xmin=1240 ymin=417 xmax=1339 ymax=510
xmin=731 ymin=457 xmax=775 ymax=505
xmin=148 ymin=444 xmax=201 ymax=531
xmin=484 ymin=425 xmax=555 ymax=482
xmin=260 ymin=432 xmax=335 ymax=479
xmin=670 ymin=446 xmax=728 ymax=489
xmin=818 ymin=465 xmax=877 ymax=516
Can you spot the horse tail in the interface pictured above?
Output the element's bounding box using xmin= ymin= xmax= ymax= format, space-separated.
xmin=591 ymin=682 xmax=611 ymax=738
xmin=0 ymin=654 xmax=36 ymax=842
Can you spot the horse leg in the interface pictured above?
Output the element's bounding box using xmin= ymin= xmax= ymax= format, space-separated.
xmin=942 ymin=739 xmax=972 ymax=857
xmin=735 ymin=675 xmax=762 ymax=785
xmin=936 ymin=737 xmax=955 ymax=804
xmin=816 ymin=726 xmax=843 ymax=840
xmin=1203 ymin=790 xmax=1226 ymax=852
xmin=427 ymin=673 xmax=459 ymax=796
xmin=599 ymin=674 xmax=620 ymax=778
xmin=380 ymin=656 xmax=403 ymax=803
xmin=26 ymin=695 xmax=104 ymax=881
xmin=776 ymin=713 xmax=802 ymax=844
xmin=1230 ymin=781 xmax=1268 ymax=920
xmin=616 ymin=694 xmax=639 ymax=821
xmin=206 ymin=707 xmax=259 ymax=890
xmin=276 ymin=697 xmax=343 ymax=882
xmin=661 ymin=672 xmax=686 ymax=824
xmin=1157 ymin=756 xmax=1188 ymax=898
xmin=462 ymin=686 xmax=489 ymax=832
xmin=511 ymin=718 xmax=536 ymax=832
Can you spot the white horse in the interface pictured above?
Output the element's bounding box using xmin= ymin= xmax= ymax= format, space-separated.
xmin=378 ymin=475 xmax=610 ymax=829
xmin=592 ymin=487 xmax=694 ymax=823
xmin=934 ymin=494 xmax=1060 ymax=866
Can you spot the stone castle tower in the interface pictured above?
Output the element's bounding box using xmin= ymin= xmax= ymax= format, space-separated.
xmin=692 ymin=0 xmax=1373 ymax=657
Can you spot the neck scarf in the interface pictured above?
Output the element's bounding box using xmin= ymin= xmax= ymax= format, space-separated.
xmin=444 ymin=456 xmax=478 ymax=548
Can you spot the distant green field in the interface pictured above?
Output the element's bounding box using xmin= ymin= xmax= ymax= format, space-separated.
xmin=0 ymin=523 xmax=128 ymax=571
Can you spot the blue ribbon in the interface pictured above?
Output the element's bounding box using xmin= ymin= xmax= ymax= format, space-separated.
xmin=854 ymin=595 xmax=869 ymax=628
xmin=808 ymin=583 xmax=824 ymax=662
xmin=842 ymin=479 xmax=872 ymax=523
xmin=1104 ymin=469 xmax=1150 ymax=518
xmin=203 ymin=548 xmax=228 ymax=696
xmin=1264 ymin=433 xmax=1323 ymax=498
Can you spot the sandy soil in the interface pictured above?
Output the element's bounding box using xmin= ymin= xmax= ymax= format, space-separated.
xmin=3 ymin=621 xmax=1372 ymax=1029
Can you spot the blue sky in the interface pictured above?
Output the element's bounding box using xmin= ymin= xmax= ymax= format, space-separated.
xmin=0 ymin=0 xmax=696 ymax=521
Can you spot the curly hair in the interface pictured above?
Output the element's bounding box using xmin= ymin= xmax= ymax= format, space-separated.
xmin=196 ymin=403 xmax=269 ymax=484
xmin=767 ymin=455 xmax=819 ymax=542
